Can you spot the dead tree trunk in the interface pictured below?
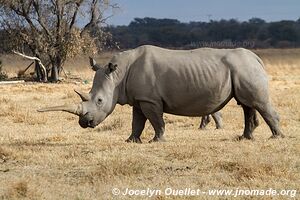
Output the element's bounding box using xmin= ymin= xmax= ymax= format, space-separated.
xmin=35 ymin=61 xmax=44 ymax=81
xmin=50 ymin=64 xmax=59 ymax=82
xmin=49 ymin=56 xmax=62 ymax=82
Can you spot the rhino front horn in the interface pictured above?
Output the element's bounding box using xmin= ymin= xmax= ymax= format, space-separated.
xmin=37 ymin=104 xmax=83 ymax=116
xmin=74 ymin=89 xmax=90 ymax=101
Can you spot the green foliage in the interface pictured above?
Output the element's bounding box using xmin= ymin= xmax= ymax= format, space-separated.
xmin=108 ymin=17 xmax=300 ymax=49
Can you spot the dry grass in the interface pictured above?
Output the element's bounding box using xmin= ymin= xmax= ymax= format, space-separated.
xmin=0 ymin=49 xmax=299 ymax=199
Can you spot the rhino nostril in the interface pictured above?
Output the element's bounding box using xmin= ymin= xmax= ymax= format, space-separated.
xmin=79 ymin=113 xmax=95 ymax=128
xmin=79 ymin=118 xmax=88 ymax=128
xmin=88 ymin=120 xmax=94 ymax=126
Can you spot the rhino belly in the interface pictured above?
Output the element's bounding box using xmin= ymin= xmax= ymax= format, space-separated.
xmin=162 ymin=93 xmax=231 ymax=116
xmin=160 ymin=78 xmax=232 ymax=116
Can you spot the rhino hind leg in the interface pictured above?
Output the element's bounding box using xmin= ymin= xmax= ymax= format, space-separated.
xmin=231 ymin=75 xmax=283 ymax=139
xmin=199 ymin=115 xmax=211 ymax=129
xmin=211 ymin=112 xmax=223 ymax=129
xmin=125 ymin=106 xmax=146 ymax=143
xmin=256 ymin=103 xmax=284 ymax=139
xmin=139 ymin=102 xmax=166 ymax=143
xmin=238 ymin=105 xmax=258 ymax=140
xmin=234 ymin=92 xmax=283 ymax=139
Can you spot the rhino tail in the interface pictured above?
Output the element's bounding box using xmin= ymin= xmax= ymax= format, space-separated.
xmin=256 ymin=55 xmax=265 ymax=69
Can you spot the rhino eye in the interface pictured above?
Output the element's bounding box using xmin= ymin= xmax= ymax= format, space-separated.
xmin=97 ymin=98 xmax=103 ymax=105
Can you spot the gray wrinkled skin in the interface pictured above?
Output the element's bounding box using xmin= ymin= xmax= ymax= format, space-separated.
xmin=87 ymin=45 xmax=284 ymax=142
xmin=40 ymin=45 xmax=284 ymax=142
xmin=199 ymin=112 xmax=223 ymax=129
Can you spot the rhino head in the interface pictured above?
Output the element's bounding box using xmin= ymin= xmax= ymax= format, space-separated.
xmin=38 ymin=57 xmax=118 ymax=128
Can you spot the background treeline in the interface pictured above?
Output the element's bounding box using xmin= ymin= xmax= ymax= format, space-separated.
xmin=108 ymin=17 xmax=300 ymax=49
xmin=1 ymin=17 xmax=300 ymax=53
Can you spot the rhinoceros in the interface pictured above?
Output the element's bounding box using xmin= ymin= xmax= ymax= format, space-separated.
xmin=199 ymin=112 xmax=223 ymax=129
xmin=38 ymin=45 xmax=284 ymax=142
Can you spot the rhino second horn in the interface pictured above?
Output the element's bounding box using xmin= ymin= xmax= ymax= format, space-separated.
xmin=37 ymin=104 xmax=83 ymax=116
xmin=74 ymin=89 xmax=90 ymax=101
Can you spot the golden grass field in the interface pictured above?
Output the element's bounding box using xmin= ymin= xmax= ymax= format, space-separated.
xmin=0 ymin=49 xmax=299 ymax=199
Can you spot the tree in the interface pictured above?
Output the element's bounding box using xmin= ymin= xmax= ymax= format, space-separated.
xmin=268 ymin=20 xmax=298 ymax=46
xmin=0 ymin=0 xmax=117 ymax=82
xmin=248 ymin=18 xmax=266 ymax=24
xmin=109 ymin=17 xmax=300 ymax=49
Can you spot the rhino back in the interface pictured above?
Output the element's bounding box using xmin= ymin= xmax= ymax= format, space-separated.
xmin=125 ymin=46 xmax=233 ymax=116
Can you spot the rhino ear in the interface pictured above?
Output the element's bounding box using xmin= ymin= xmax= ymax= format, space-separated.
xmin=89 ymin=57 xmax=100 ymax=71
xmin=106 ymin=63 xmax=117 ymax=74
xmin=89 ymin=57 xmax=96 ymax=66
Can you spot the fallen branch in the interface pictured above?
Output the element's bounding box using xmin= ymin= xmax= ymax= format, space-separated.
xmin=0 ymin=80 xmax=25 ymax=85
xmin=13 ymin=50 xmax=47 ymax=82
xmin=18 ymin=61 xmax=34 ymax=77
xmin=23 ymin=61 xmax=35 ymax=73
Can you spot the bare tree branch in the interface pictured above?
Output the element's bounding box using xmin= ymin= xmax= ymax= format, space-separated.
xmin=81 ymin=0 xmax=98 ymax=35
xmin=32 ymin=1 xmax=52 ymax=37
xmin=10 ymin=4 xmax=39 ymax=34
xmin=69 ymin=0 xmax=84 ymax=31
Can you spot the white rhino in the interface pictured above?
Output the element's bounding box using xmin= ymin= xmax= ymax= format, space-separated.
xmin=38 ymin=45 xmax=284 ymax=142
xmin=199 ymin=112 xmax=223 ymax=129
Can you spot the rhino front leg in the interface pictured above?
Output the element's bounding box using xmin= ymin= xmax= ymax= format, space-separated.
xmin=199 ymin=115 xmax=211 ymax=129
xmin=211 ymin=112 xmax=223 ymax=129
xmin=139 ymin=102 xmax=166 ymax=143
xmin=125 ymin=106 xmax=146 ymax=143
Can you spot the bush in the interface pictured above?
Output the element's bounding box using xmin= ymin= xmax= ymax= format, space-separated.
xmin=0 ymin=60 xmax=8 ymax=80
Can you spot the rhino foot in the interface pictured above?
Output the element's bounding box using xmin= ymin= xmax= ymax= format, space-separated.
xmin=236 ymin=135 xmax=254 ymax=141
xmin=148 ymin=136 xmax=166 ymax=143
xmin=125 ymin=136 xmax=142 ymax=143
xmin=269 ymin=133 xmax=285 ymax=139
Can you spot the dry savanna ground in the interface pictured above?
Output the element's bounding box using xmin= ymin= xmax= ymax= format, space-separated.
xmin=0 ymin=49 xmax=299 ymax=200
